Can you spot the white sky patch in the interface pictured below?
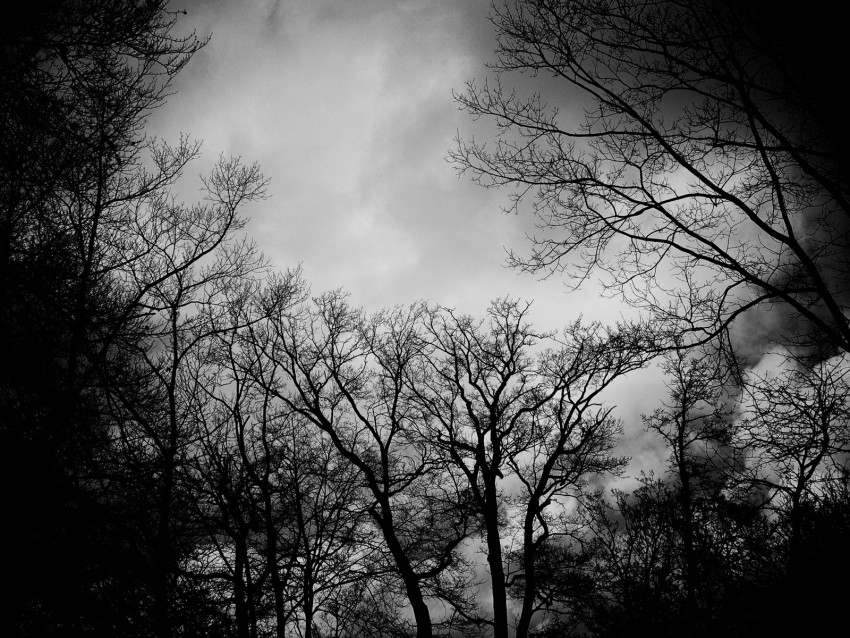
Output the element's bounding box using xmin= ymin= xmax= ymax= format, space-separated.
xmin=149 ymin=0 xmax=666 ymax=462
xmin=151 ymin=1 xmax=611 ymax=318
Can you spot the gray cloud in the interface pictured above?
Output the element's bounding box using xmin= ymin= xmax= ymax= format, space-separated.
xmin=150 ymin=0 xmax=663 ymax=470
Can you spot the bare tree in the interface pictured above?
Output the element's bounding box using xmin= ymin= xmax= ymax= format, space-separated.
xmin=738 ymin=349 xmax=850 ymax=583
xmin=1 ymin=5 xmax=206 ymax=631
xmin=453 ymin=0 xmax=850 ymax=353
xmin=551 ymin=472 xmax=771 ymax=637
xmin=415 ymin=299 xmax=652 ymax=638
xmin=104 ymin=156 xmax=270 ymax=638
xmin=248 ymin=293 xmax=479 ymax=638
xmin=192 ymin=372 xmax=374 ymax=638
xmin=642 ymin=346 xmax=736 ymax=632
xmin=577 ymin=480 xmax=681 ymax=637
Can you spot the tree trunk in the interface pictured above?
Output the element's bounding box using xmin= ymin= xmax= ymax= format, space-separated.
xmin=399 ymin=568 xmax=432 ymax=638
xmin=234 ymin=536 xmax=250 ymax=638
xmin=373 ymin=505 xmax=433 ymax=638
xmin=483 ymin=474 xmax=509 ymax=638
xmin=154 ymin=451 xmax=175 ymax=638
xmin=677 ymin=431 xmax=698 ymax=637
xmin=516 ymin=504 xmax=542 ymax=638
xmin=264 ymin=489 xmax=287 ymax=638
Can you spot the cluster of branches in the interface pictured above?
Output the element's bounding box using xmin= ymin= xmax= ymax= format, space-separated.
xmin=527 ymin=344 xmax=850 ymax=638
xmin=0 ymin=2 xmax=402 ymax=635
xmin=0 ymin=5 xmax=663 ymax=636
xmin=241 ymin=293 xmax=655 ymax=637
xmin=453 ymin=0 xmax=850 ymax=354
xmin=449 ymin=0 xmax=850 ymax=635
xmin=5 ymin=2 xmax=850 ymax=638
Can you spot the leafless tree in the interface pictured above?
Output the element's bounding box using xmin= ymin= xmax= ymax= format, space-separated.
xmin=453 ymin=0 xmax=850 ymax=353
xmin=2 ymin=5 xmax=206 ymax=629
xmin=738 ymin=349 xmax=850 ymax=581
xmin=415 ymin=299 xmax=653 ymax=638
xmin=577 ymin=480 xmax=681 ymax=637
xmin=104 ymin=156 xmax=271 ymax=637
xmin=642 ymin=346 xmax=736 ymax=631
xmin=247 ymin=293 xmax=479 ymax=638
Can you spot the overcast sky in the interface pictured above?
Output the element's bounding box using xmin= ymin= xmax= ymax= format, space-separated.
xmin=148 ymin=0 xmax=668 ymax=473
xmin=151 ymin=1 xmax=607 ymax=316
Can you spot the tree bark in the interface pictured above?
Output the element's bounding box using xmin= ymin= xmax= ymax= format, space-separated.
xmin=374 ymin=503 xmax=433 ymax=638
xmin=515 ymin=503 xmax=542 ymax=638
xmin=483 ymin=474 xmax=509 ymax=638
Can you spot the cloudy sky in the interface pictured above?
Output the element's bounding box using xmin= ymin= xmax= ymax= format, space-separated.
xmin=150 ymin=1 xmax=612 ymax=316
xmin=149 ymin=0 xmax=668 ymax=470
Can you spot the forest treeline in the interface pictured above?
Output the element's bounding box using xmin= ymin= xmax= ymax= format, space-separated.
xmin=2 ymin=1 xmax=849 ymax=637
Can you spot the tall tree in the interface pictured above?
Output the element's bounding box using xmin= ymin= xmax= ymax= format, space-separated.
xmin=415 ymin=300 xmax=652 ymax=638
xmin=249 ymin=293 xmax=479 ymax=638
xmin=642 ymin=347 xmax=736 ymax=633
xmin=104 ymin=155 xmax=270 ymax=638
xmin=453 ymin=0 xmax=850 ymax=353
xmin=196 ymin=306 xmax=379 ymax=638
xmin=1 ymin=2 xmax=207 ymax=634
xmin=738 ymin=349 xmax=850 ymax=599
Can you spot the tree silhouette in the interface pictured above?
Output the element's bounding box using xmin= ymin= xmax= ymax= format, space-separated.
xmin=1 ymin=2 xmax=206 ymax=634
xmin=453 ymin=0 xmax=850 ymax=353
xmin=249 ymin=293 xmax=480 ymax=638
xmin=642 ymin=347 xmax=736 ymax=633
xmin=7 ymin=2 xmax=850 ymax=636
xmin=416 ymin=300 xmax=652 ymax=637
xmin=736 ymin=347 xmax=850 ymax=632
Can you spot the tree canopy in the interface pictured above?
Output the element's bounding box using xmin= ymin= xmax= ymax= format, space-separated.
xmin=453 ymin=0 xmax=850 ymax=354
xmin=3 ymin=2 xmax=849 ymax=637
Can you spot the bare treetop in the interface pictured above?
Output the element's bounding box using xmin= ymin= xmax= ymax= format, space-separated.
xmin=453 ymin=0 xmax=850 ymax=354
